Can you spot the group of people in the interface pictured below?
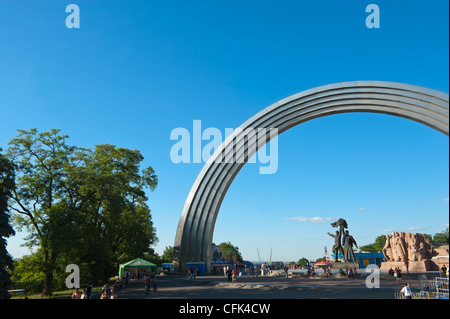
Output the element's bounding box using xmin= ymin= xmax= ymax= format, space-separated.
xmin=336 ymin=267 xmax=358 ymax=278
xmin=225 ymin=267 xmax=238 ymax=282
xmin=144 ymin=272 xmax=158 ymax=294
xmin=70 ymin=270 xmax=143 ymax=299
xmin=213 ymin=264 xmax=285 ymax=278
xmin=388 ymin=267 xmax=403 ymax=283
xmin=187 ymin=267 xmax=199 ymax=280
xmin=100 ymin=282 xmax=119 ymax=299
xmin=71 ymin=283 xmax=94 ymax=299
xmin=71 ymin=282 xmax=121 ymax=299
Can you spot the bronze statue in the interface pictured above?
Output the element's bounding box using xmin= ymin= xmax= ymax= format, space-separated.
xmin=327 ymin=218 xmax=360 ymax=263
xmin=327 ymin=230 xmax=343 ymax=262
xmin=328 ymin=218 xmax=348 ymax=262
xmin=343 ymin=230 xmax=358 ymax=262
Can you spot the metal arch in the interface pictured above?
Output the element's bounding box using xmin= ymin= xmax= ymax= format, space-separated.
xmin=173 ymin=81 xmax=449 ymax=273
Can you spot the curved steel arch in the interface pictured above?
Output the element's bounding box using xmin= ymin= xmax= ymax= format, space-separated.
xmin=173 ymin=81 xmax=449 ymax=273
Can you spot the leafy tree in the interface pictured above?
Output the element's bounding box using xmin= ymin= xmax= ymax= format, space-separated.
xmin=218 ymin=242 xmax=243 ymax=263
xmin=424 ymin=229 xmax=449 ymax=246
xmin=10 ymin=251 xmax=46 ymax=294
xmin=0 ymin=150 xmax=15 ymax=299
xmin=297 ymin=257 xmax=309 ymax=267
xmin=359 ymin=235 xmax=387 ymax=253
xmin=432 ymin=228 xmax=449 ymax=245
xmin=5 ymin=129 xmax=158 ymax=295
xmin=6 ymin=129 xmax=78 ymax=296
xmin=65 ymin=143 xmax=158 ymax=283
xmin=161 ymin=246 xmax=174 ymax=263
xmin=423 ymin=233 xmax=433 ymax=243
xmin=143 ymin=248 xmax=163 ymax=266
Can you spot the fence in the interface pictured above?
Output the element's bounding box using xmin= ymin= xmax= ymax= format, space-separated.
xmin=395 ymin=276 xmax=449 ymax=299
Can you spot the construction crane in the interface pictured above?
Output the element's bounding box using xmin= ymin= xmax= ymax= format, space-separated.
xmin=257 ymin=248 xmax=273 ymax=266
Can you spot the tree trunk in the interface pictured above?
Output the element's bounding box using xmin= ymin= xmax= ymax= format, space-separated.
xmin=41 ymin=249 xmax=55 ymax=297
xmin=41 ymin=272 xmax=53 ymax=297
xmin=91 ymin=261 xmax=100 ymax=285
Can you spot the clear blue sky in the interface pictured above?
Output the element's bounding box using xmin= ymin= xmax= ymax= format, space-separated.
xmin=1 ymin=0 xmax=448 ymax=262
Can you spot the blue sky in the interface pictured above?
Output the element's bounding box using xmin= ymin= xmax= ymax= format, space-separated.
xmin=0 ymin=0 xmax=448 ymax=262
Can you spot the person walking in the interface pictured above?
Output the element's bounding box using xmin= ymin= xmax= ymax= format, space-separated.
xmin=124 ymin=271 xmax=129 ymax=287
xmin=86 ymin=282 xmax=93 ymax=299
xmin=441 ymin=265 xmax=447 ymax=278
xmin=150 ymin=271 xmax=158 ymax=294
xmin=400 ymin=282 xmax=412 ymax=299
xmin=145 ymin=274 xmax=150 ymax=294
xmin=394 ymin=268 xmax=402 ymax=283
xmin=227 ymin=267 xmax=233 ymax=282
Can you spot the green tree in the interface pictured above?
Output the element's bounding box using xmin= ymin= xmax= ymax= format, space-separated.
xmin=10 ymin=251 xmax=46 ymax=294
xmin=218 ymin=242 xmax=243 ymax=263
xmin=359 ymin=235 xmax=387 ymax=253
xmin=66 ymin=144 xmax=158 ymax=283
xmin=297 ymin=257 xmax=309 ymax=267
xmin=432 ymin=228 xmax=449 ymax=245
xmin=161 ymin=246 xmax=174 ymax=263
xmin=6 ymin=129 xmax=158 ymax=295
xmin=6 ymin=129 xmax=78 ymax=296
xmin=0 ymin=150 xmax=15 ymax=299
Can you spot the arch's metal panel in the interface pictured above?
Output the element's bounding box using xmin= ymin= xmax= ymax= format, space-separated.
xmin=173 ymin=81 xmax=449 ymax=273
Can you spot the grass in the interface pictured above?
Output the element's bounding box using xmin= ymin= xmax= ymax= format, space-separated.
xmin=11 ymin=278 xmax=117 ymax=299
xmin=12 ymin=286 xmax=105 ymax=299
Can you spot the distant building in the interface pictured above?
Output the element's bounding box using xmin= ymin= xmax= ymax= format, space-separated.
xmin=334 ymin=252 xmax=386 ymax=268
xmin=161 ymin=263 xmax=173 ymax=272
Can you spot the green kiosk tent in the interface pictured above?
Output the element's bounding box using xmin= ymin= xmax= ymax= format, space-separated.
xmin=119 ymin=258 xmax=158 ymax=277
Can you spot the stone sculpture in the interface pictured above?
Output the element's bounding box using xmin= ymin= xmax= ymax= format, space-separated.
xmin=384 ymin=232 xmax=432 ymax=262
xmin=380 ymin=232 xmax=437 ymax=272
xmin=382 ymin=234 xmax=393 ymax=262
xmin=392 ymin=232 xmax=407 ymax=262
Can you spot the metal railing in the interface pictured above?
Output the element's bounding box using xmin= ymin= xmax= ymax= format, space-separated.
xmin=396 ymin=276 xmax=449 ymax=299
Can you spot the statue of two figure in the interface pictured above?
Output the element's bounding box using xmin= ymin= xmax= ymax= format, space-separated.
xmin=327 ymin=218 xmax=358 ymax=263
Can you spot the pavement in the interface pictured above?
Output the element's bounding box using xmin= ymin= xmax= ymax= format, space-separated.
xmin=106 ymin=272 xmax=430 ymax=299
xmin=13 ymin=272 xmax=447 ymax=319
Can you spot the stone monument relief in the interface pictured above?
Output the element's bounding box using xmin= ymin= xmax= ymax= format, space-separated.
xmin=380 ymin=232 xmax=439 ymax=272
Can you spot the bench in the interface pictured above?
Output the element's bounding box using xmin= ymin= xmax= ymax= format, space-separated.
xmin=8 ymin=289 xmax=26 ymax=297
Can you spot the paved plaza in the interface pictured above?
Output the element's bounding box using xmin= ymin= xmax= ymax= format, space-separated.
xmin=110 ymin=273 xmax=427 ymax=299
